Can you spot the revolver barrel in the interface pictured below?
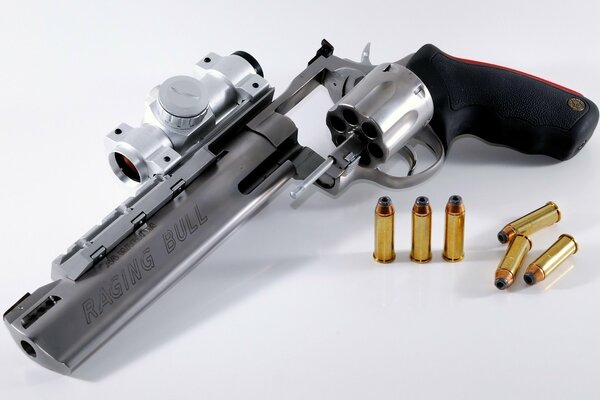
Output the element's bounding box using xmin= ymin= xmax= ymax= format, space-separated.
xmin=3 ymin=128 xmax=294 ymax=374
xmin=3 ymin=40 xmax=452 ymax=374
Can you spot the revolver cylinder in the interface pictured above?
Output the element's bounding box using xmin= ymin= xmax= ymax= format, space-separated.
xmin=325 ymin=62 xmax=433 ymax=168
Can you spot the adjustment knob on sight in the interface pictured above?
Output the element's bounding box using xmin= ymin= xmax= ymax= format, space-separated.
xmin=157 ymin=75 xmax=208 ymax=129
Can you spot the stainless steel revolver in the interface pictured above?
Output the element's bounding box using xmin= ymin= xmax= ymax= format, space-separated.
xmin=4 ymin=40 xmax=598 ymax=374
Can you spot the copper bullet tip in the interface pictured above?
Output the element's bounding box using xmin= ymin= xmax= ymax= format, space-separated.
xmin=497 ymin=227 xmax=514 ymax=244
xmin=524 ymin=272 xmax=537 ymax=285
xmin=448 ymin=195 xmax=462 ymax=205
xmin=413 ymin=196 xmax=430 ymax=215
xmin=378 ymin=196 xmax=392 ymax=207
xmin=495 ymin=278 xmax=508 ymax=290
xmin=446 ymin=195 xmax=465 ymax=215
xmin=494 ymin=268 xmax=515 ymax=290
xmin=416 ymin=196 xmax=429 ymax=206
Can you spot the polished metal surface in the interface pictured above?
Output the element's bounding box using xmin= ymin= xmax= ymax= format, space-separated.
xmin=157 ymin=75 xmax=209 ymax=128
xmin=5 ymin=129 xmax=294 ymax=373
xmin=326 ymin=62 xmax=434 ymax=166
xmin=54 ymin=87 xmax=275 ymax=281
xmin=274 ymin=45 xmax=444 ymax=199
xmin=105 ymin=52 xmax=268 ymax=184
xmin=4 ymin=41 xmax=448 ymax=374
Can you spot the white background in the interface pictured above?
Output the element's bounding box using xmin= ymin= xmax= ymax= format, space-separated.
xmin=1 ymin=1 xmax=599 ymax=399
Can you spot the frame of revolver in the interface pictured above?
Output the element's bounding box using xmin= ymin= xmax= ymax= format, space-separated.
xmin=4 ymin=41 xmax=444 ymax=373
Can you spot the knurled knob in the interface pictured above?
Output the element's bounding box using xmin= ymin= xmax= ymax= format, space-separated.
xmin=157 ymin=75 xmax=208 ymax=129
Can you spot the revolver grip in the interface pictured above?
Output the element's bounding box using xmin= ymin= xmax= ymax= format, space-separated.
xmin=406 ymin=44 xmax=599 ymax=160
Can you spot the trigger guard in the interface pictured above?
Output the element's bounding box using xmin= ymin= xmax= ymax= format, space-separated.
xmin=351 ymin=126 xmax=445 ymax=189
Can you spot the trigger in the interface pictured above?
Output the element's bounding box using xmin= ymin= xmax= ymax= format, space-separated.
xmin=398 ymin=146 xmax=418 ymax=176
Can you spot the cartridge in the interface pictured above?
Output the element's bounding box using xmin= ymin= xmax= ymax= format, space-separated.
xmin=410 ymin=196 xmax=432 ymax=263
xmin=495 ymin=235 xmax=532 ymax=290
xmin=443 ymin=195 xmax=465 ymax=262
xmin=498 ymin=202 xmax=560 ymax=244
xmin=373 ymin=196 xmax=396 ymax=263
xmin=524 ymin=234 xmax=577 ymax=285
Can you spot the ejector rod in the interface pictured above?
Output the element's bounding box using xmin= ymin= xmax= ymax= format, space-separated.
xmin=290 ymin=157 xmax=334 ymax=199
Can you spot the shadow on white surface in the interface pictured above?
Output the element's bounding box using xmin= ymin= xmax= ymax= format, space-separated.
xmin=452 ymin=248 xmax=507 ymax=298
xmin=454 ymin=247 xmax=595 ymax=299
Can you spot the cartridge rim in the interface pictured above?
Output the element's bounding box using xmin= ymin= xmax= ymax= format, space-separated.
xmin=559 ymin=233 xmax=578 ymax=254
xmin=442 ymin=254 xmax=464 ymax=262
xmin=410 ymin=254 xmax=432 ymax=263
xmin=546 ymin=201 xmax=561 ymax=223
xmin=373 ymin=253 xmax=396 ymax=263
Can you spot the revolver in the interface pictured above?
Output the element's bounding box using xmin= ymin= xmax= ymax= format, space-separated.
xmin=4 ymin=40 xmax=598 ymax=374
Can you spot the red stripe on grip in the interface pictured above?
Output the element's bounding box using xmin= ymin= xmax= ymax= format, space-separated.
xmin=447 ymin=54 xmax=582 ymax=97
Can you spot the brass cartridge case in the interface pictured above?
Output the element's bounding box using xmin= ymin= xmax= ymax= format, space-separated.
xmin=410 ymin=196 xmax=432 ymax=263
xmin=524 ymin=234 xmax=578 ymax=285
xmin=373 ymin=196 xmax=395 ymax=263
xmin=498 ymin=202 xmax=561 ymax=244
xmin=443 ymin=195 xmax=465 ymax=262
xmin=494 ymin=234 xmax=532 ymax=290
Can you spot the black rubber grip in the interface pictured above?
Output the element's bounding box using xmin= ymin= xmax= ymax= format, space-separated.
xmin=406 ymin=44 xmax=599 ymax=160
